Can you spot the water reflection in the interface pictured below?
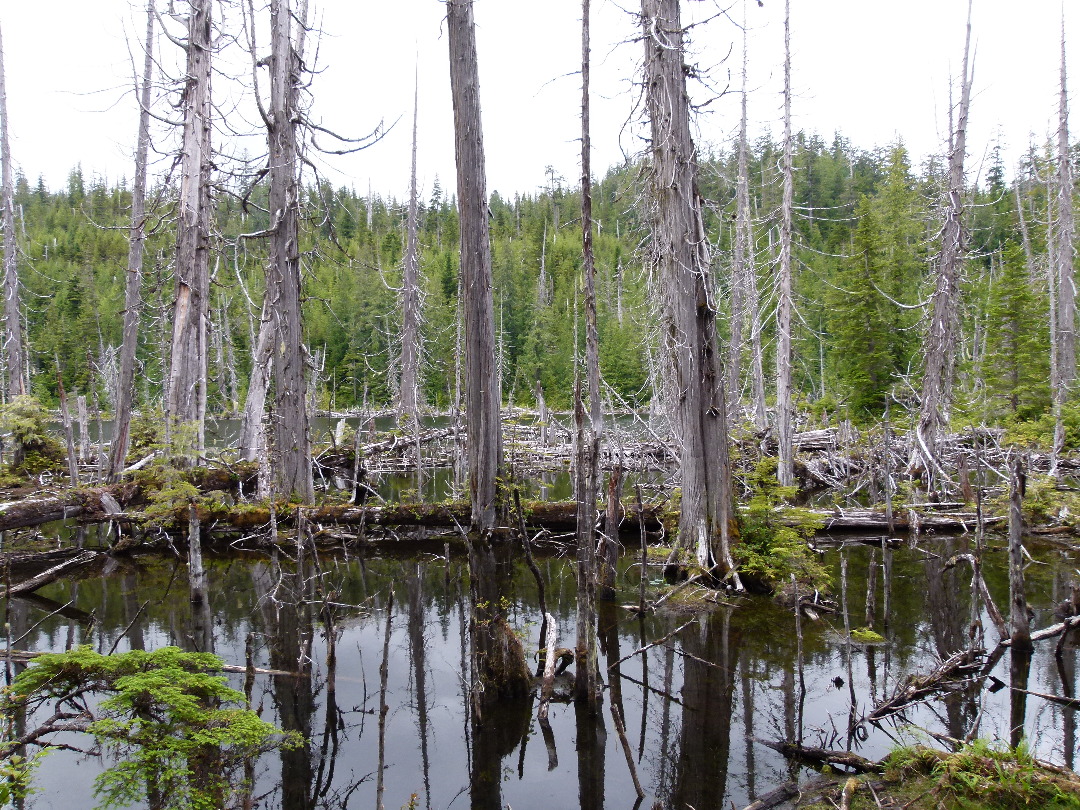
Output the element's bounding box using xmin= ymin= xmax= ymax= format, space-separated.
xmin=16 ymin=535 xmax=1080 ymax=809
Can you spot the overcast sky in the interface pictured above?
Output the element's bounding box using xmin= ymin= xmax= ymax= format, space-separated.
xmin=1 ymin=1 xmax=1073 ymax=202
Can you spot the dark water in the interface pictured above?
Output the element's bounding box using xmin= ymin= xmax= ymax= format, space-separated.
xmin=13 ymin=531 xmax=1080 ymax=810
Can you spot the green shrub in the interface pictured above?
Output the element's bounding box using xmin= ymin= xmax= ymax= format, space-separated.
xmin=735 ymin=458 xmax=828 ymax=592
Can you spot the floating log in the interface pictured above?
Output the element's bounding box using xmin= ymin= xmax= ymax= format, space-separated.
xmin=799 ymin=508 xmax=1004 ymax=533
xmin=752 ymin=738 xmax=883 ymax=773
xmin=0 ymin=550 xmax=100 ymax=598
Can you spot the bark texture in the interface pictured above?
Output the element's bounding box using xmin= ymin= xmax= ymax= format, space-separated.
xmin=265 ymin=0 xmax=313 ymax=501
xmin=0 ymin=21 xmax=24 ymax=398
xmin=912 ymin=2 xmax=973 ymax=485
xmin=108 ymin=0 xmax=156 ymax=482
xmin=776 ymin=0 xmax=795 ymax=487
xmin=166 ymin=0 xmax=213 ymax=456
xmin=641 ymin=0 xmax=736 ymax=573
xmin=447 ymin=0 xmax=501 ymax=531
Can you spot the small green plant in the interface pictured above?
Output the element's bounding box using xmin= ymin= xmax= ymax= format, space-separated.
xmin=735 ymin=458 xmax=828 ymax=592
xmin=885 ymin=741 xmax=1080 ymax=809
xmin=3 ymin=646 xmax=298 ymax=810
xmin=0 ymin=395 xmax=64 ymax=475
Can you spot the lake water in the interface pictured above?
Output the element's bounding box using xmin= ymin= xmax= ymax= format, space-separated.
xmin=11 ymin=529 xmax=1080 ymax=810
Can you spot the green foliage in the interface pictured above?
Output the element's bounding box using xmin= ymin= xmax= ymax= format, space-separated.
xmin=0 ymin=395 xmax=64 ymax=475
xmin=1003 ymin=403 xmax=1080 ymax=451
xmin=734 ymin=458 xmax=828 ymax=591
xmin=5 ymin=646 xmax=297 ymax=810
xmin=884 ymin=741 xmax=1080 ymax=809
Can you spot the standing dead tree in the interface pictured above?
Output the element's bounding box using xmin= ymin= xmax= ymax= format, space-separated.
xmin=108 ymin=0 xmax=157 ymax=482
xmin=731 ymin=0 xmax=766 ymax=431
xmin=399 ymin=71 xmax=423 ymax=460
xmin=448 ymin=0 xmax=502 ymax=533
xmin=165 ymin=0 xmax=214 ymax=460
xmin=0 ymin=20 xmax=24 ymax=399
xmin=262 ymin=0 xmax=313 ymax=501
xmin=911 ymin=0 xmax=974 ymax=488
xmin=575 ymin=0 xmax=601 ymax=709
xmin=776 ymin=0 xmax=795 ymax=487
xmin=1052 ymin=20 xmax=1076 ymax=470
xmin=640 ymin=0 xmax=738 ymax=580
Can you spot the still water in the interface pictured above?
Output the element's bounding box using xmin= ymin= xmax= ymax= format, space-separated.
xmin=13 ymin=530 xmax=1080 ymax=809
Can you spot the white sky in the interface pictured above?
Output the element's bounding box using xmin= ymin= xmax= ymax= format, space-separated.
xmin=0 ymin=1 xmax=1072 ymax=201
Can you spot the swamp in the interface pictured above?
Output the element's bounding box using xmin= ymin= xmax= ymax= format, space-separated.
xmin=4 ymin=412 xmax=1080 ymax=810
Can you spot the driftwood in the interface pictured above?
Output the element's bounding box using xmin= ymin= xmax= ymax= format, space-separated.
xmin=740 ymin=781 xmax=800 ymax=810
xmin=0 ymin=550 xmax=99 ymax=598
xmin=868 ymin=648 xmax=984 ymax=721
xmin=752 ymin=738 xmax=884 ymax=773
xmin=801 ymin=508 xmax=1003 ymax=533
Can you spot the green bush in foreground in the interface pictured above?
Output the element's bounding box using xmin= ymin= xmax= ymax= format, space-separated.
xmin=3 ymin=646 xmax=299 ymax=810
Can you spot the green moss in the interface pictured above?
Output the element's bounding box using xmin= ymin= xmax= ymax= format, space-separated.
xmin=734 ymin=458 xmax=829 ymax=592
xmin=849 ymin=627 xmax=886 ymax=644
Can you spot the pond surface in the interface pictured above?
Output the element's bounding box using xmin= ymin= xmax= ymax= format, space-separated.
xmin=11 ymin=529 xmax=1080 ymax=810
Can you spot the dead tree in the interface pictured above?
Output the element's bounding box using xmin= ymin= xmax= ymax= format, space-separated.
xmin=108 ymin=0 xmax=156 ymax=482
xmin=641 ymin=0 xmax=738 ymax=578
xmin=448 ymin=0 xmax=501 ymax=532
xmin=575 ymin=0 xmax=601 ymax=708
xmin=1052 ymin=21 xmax=1075 ymax=467
xmin=732 ymin=0 xmax=767 ymax=431
xmin=776 ymin=0 xmax=795 ymax=487
xmin=165 ymin=0 xmax=214 ymax=458
xmin=399 ymin=71 xmax=423 ymax=456
xmin=0 ymin=21 xmax=24 ymax=398
xmin=911 ymin=0 xmax=973 ymax=487
xmin=237 ymin=297 xmax=273 ymax=463
xmin=263 ymin=0 xmax=313 ymax=501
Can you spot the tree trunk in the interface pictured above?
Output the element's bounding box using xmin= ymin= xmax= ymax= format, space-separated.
xmin=265 ymin=0 xmax=313 ymax=501
xmin=0 ymin=21 xmax=24 ymax=398
xmin=776 ymin=0 xmax=795 ymax=487
xmin=448 ymin=0 xmax=501 ymax=532
xmin=641 ymin=0 xmax=737 ymax=577
xmin=1053 ymin=23 xmax=1075 ymax=467
xmin=399 ymin=72 xmax=422 ymax=461
xmin=238 ymin=299 xmax=273 ymax=463
xmin=573 ymin=0 xmax=601 ymax=709
xmin=912 ymin=0 xmax=973 ymax=487
xmin=166 ymin=0 xmax=213 ymax=459
xmin=108 ymin=0 xmax=156 ymax=482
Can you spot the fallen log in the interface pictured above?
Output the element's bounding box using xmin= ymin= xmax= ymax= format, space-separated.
xmin=0 ymin=551 xmax=100 ymax=598
xmin=752 ymin=738 xmax=883 ymax=773
xmin=799 ymin=508 xmax=1005 ymax=533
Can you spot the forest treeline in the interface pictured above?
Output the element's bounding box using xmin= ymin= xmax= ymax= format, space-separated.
xmin=12 ymin=133 xmax=1059 ymax=440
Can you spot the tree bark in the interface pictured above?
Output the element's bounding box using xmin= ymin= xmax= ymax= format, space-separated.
xmin=265 ymin=0 xmax=314 ymax=501
xmin=776 ymin=0 xmax=795 ymax=487
xmin=640 ymin=0 xmax=737 ymax=576
xmin=399 ymin=72 xmax=423 ymax=457
xmin=574 ymin=0 xmax=601 ymax=710
xmin=448 ymin=0 xmax=501 ymax=532
xmin=108 ymin=0 xmax=156 ymax=482
xmin=1053 ymin=22 xmax=1075 ymax=466
xmin=912 ymin=0 xmax=973 ymax=486
xmin=0 ymin=21 xmax=24 ymax=398
xmin=166 ymin=0 xmax=213 ymax=459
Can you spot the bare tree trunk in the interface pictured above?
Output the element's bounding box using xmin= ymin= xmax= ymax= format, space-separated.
xmin=912 ymin=0 xmax=973 ymax=487
xmin=1009 ymin=457 xmax=1031 ymax=651
xmin=265 ymin=0 xmax=313 ymax=501
xmin=1053 ymin=23 xmax=1075 ymax=466
xmin=448 ymin=0 xmax=501 ymax=532
xmin=399 ymin=72 xmax=422 ymax=460
xmin=0 ymin=21 xmax=24 ymax=399
xmin=776 ymin=0 xmax=795 ymax=488
xmin=573 ymin=0 xmax=602 ymax=709
xmin=238 ymin=299 xmax=273 ymax=462
xmin=732 ymin=3 xmax=766 ymax=431
xmin=641 ymin=0 xmax=737 ymax=579
xmin=166 ymin=0 xmax=213 ymax=459
xmin=108 ymin=0 xmax=155 ymax=482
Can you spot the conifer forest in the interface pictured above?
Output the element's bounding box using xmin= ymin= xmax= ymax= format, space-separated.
xmin=7 ymin=2 xmax=1080 ymax=810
